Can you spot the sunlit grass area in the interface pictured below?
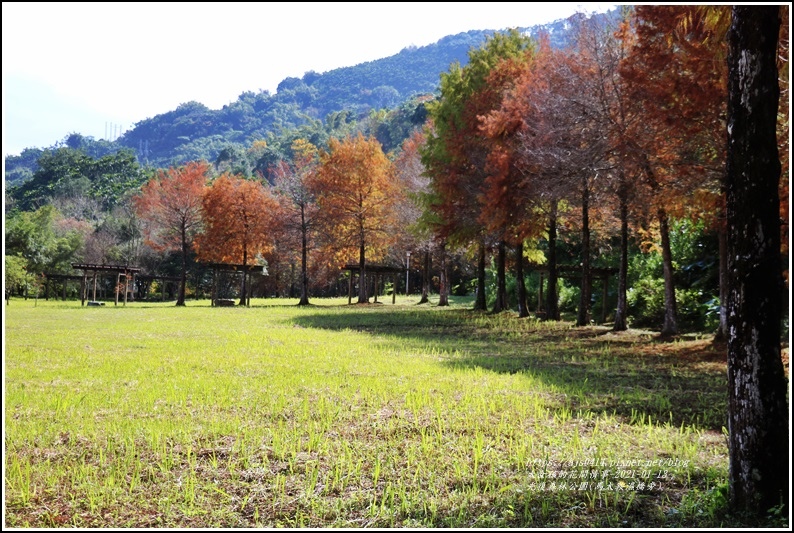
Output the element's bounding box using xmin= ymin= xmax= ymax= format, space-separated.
xmin=3 ymin=297 xmax=786 ymax=527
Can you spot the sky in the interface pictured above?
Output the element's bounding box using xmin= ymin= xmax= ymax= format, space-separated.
xmin=2 ymin=2 xmax=618 ymax=158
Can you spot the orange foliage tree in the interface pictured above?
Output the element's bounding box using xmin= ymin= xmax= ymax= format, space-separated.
xmin=194 ymin=174 xmax=279 ymax=305
xmin=481 ymin=36 xmax=569 ymax=321
xmin=480 ymin=36 xmax=584 ymax=319
xmin=545 ymin=11 xmax=637 ymax=328
xmin=478 ymin=58 xmax=548 ymax=317
xmin=483 ymin=21 xmax=618 ymax=325
xmin=393 ymin=130 xmax=435 ymax=303
xmin=134 ymin=161 xmax=209 ymax=306
xmin=421 ymin=30 xmax=535 ymax=311
xmin=272 ymin=139 xmax=320 ymax=306
xmin=308 ymin=134 xmax=400 ymax=304
xmin=620 ymin=5 xmax=730 ymax=336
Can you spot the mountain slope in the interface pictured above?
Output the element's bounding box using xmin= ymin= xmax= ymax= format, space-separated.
xmin=5 ymin=9 xmax=618 ymax=182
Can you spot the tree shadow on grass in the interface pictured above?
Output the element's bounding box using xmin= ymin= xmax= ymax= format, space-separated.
xmin=292 ymin=307 xmax=728 ymax=432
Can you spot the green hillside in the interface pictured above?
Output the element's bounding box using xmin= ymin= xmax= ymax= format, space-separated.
xmin=4 ymin=11 xmax=610 ymax=184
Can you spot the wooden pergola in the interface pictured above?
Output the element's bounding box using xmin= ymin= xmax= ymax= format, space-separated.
xmin=71 ymin=263 xmax=142 ymax=306
xmin=43 ymin=273 xmax=84 ymax=301
xmin=204 ymin=262 xmax=267 ymax=307
xmin=342 ymin=264 xmax=404 ymax=304
xmin=135 ymin=274 xmax=182 ymax=302
xmin=530 ymin=265 xmax=619 ymax=323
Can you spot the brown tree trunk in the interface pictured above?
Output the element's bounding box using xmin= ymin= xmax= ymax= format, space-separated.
xmin=238 ymin=247 xmax=248 ymax=306
xmin=658 ymin=208 xmax=678 ymax=336
xmin=491 ymin=240 xmax=508 ymax=313
xmin=576 ymin=177 xmax=591 ymax=326
xmin=726 ymin=5 xmax=788 ymax=515
xmin=357 ymin=238 xmax=367 ymax=304
xmin=474 ymin=240 xmax=487 ymax=311
xmin=298 ymin=204 xmax=310 ymax=306
xmin=177 ymin=224 xmax=187 ymax=306
xmin=545 ymin=202 xmax=560 ymax=321
xmin=516 ymin=242 xmax=529 ymax=318
xmin=418 ymin=249 xmax=430 ymax=304
xmin=438 ymin=240 xmax=449 ymax=307
xmin=614 ymin=181 xmax=629 ymax=331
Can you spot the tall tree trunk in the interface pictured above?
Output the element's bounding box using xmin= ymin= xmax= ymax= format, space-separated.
xmin=177 ymin=224 xmax=187 ymax=306
xmin=613 ymin=180 xmax=629 ymax=331
xmin=418 ymin=249 xmax=430 ymax=304
xmin=576 ymin=177 xmax=591 ymax=326
xmin=516 ymin=242 xmax=529 ymax=318
xmin=658 ymin=208 xmax=678 ymax=336
xmin=238 ymin=247 xmax=248 ymax=306
xmin=298 ymin=205 xmax=310 ymax=306
xmin=491 ymin=240 xmax=508 ymax=313
xmin=474 ymin=239 xmax=487 ymax=311
xmin=545 ymin=202 xmax=560 ymax=321
xmin=726 ymin=5 xmax=788 ymax=515
xmin=438 ymin=240 xmax=449 ymax=307
xmin=357 ymin=237 xmax=368 ymax=304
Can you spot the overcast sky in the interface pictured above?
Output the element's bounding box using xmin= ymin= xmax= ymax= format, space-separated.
xmin=2 ymin=2 xmax=618 ymax=157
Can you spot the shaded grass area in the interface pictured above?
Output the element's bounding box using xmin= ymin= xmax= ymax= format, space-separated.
xmin=3 ymin=297 xmax=789 ymax=527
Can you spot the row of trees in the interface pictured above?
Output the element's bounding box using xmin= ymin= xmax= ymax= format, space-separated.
xmin=415 ymin=5 xmax=787 ymax=517
xmin=417 ymin=6 xmax=788 ymax=341
xmin=132 ymin=134 xmax=406 ymax=307
xmin=6 ymin=8 xmax=786 ymax=336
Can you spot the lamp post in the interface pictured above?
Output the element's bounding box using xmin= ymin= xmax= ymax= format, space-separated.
xmin=406 ymin=251 xmax=411 ymax=296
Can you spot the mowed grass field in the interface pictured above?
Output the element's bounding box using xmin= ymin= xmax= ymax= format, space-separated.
xmin=3 ymin=297 xmax=788 ymax=527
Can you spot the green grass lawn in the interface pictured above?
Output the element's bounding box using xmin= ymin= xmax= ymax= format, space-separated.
xmin=3 ymin=296 xmax=787 ymax=527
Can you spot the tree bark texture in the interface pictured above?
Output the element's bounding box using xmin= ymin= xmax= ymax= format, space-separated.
xmin=357 ymin=240 xmax=367 ymax=304
xmin=545 ymin=202 xmax=560 ymax=321
xmin=613 ymin=178 xmax=629 ymax=331
xmin=177 ymin=225 xmax=187 ymax=306
xmin=299 ymin=204 xmax=310 ymax=305
xmin=474 ymin=240 xmax=487 ymax=311
xmin=576 ymin=177 xmax=591 ymax=326
xmin=418 ymin=250 xmax=430 ymax=304
xmin=726 ymin=5 xmax=788 ymax=515
xmin=438 ymin=240 xmax=449 ymax=307
xmin=516 ymin=242 xmax=529 ymax=318
xmin=492 ymin=240 xmax=508 ymax=313
xmin=658 ymin=208 xmax=678 ymax=336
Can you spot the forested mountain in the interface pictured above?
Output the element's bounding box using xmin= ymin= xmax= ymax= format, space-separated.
xmin=4 ymin=10 xmax=611 ymax=183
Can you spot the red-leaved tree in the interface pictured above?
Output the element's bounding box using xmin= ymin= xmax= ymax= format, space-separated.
xmin=309 ymin=134 xmax=400 ymax=304
xmin=194 ymin=173 xmax=279 ymax=305
xmin=134 ymin=161 xmax=209 ymax=306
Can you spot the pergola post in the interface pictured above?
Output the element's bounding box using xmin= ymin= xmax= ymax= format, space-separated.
xmin=70 ymin=264 xmax=142 ymax=306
